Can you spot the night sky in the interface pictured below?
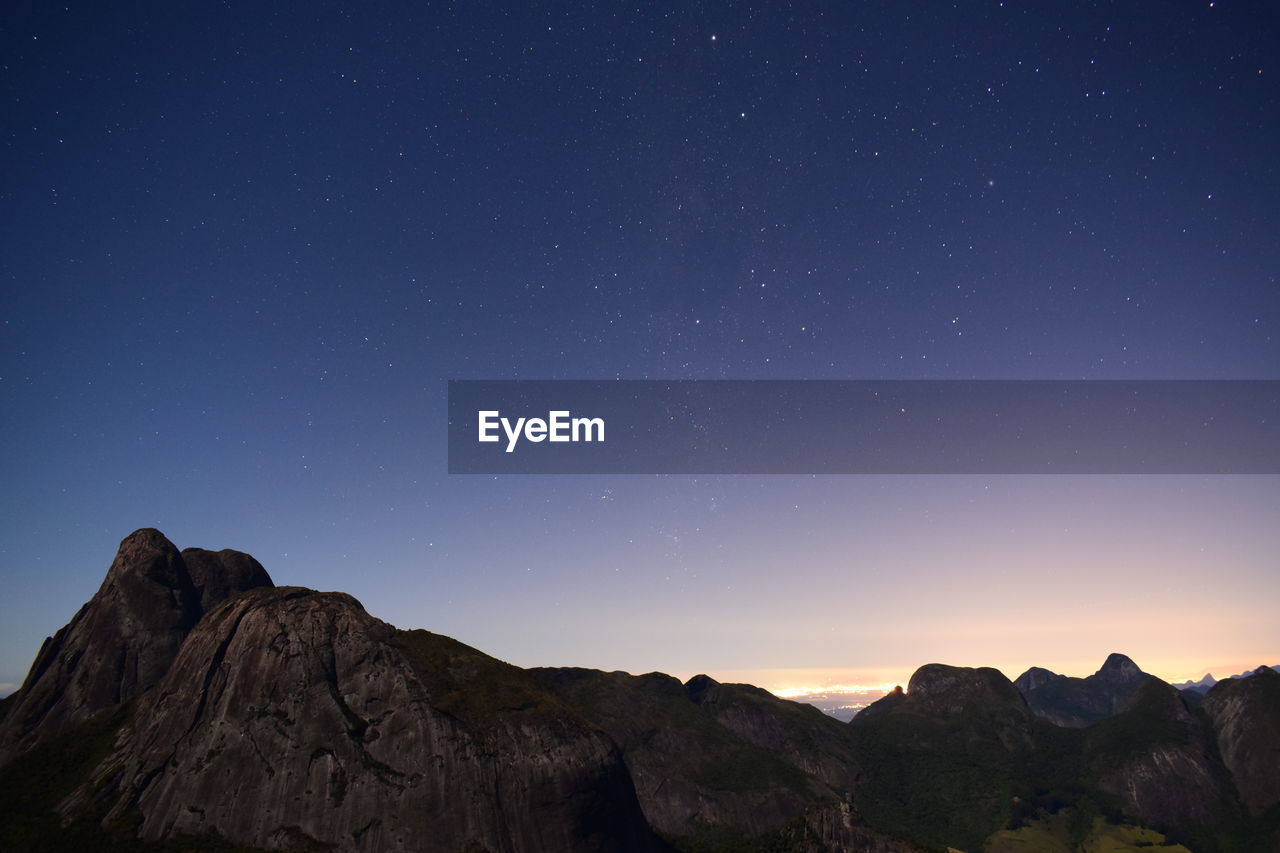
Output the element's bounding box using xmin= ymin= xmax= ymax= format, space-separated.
xmin=2 ymin=1 xmax=1277 ymax=704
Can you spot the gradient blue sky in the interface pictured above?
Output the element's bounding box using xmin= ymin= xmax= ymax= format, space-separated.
xmin=2 ymin=1 xmax=1277 ymax=699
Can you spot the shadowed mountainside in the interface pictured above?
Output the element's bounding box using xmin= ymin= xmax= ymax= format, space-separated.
xmin=1 ymin=530 xmax=1278 ymax=853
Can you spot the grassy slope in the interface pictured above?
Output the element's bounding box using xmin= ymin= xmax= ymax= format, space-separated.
xmin=985 ymin=813 xmax=1193 ymax=853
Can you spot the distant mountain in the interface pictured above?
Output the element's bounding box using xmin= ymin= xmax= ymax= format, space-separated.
xmin=1013 ymin=652 xmax=1157 ymax=727
xmin=1013 ymin=665 xmax=1066 ymax=694
xmin=1172 ymin=672 xmax=1218 ymax=692
xmin=2 ymin=530 xmax=1278 ymax=853
xmin=1172 ymin=665 xmax=1280 ymax=694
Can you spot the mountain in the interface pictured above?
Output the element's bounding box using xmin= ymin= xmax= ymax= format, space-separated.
xmin=1172 ymin=672 xmax=1218 ymax=693
xmin=1 ymin=530 xmax=660 ymax=853
xmin=0 ymin=529 xmax=272 ymax=763
xmin=1013 ymin=653 xmax=1157 ymax=727
xmin=1203 ymin=666 xmax=1280 ymax=817
xmin=529 ymin=668 xmax=909 ymax=852
xmin=1084 ymin=678 xmax=1238 ymax=832
xmin=1173 ymin=665 xmax=1280 ymax=694
xmin=1013 ymin=665 xmax=1066 ymax=694
xmin=2 ymin=530 xmax=1278 ymax=853
xmin=848 ymin=663 xmax=1081 ymax=851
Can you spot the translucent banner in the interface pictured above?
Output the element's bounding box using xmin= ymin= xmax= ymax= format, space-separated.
xmin=447 ymin=380 xmax=1279 ymax=474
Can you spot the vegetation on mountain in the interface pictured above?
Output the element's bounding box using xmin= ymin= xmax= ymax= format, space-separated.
xmin=1 ymin=530 xmax=1277 ymax=853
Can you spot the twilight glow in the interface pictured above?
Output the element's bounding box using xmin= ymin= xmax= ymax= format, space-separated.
xmin=2 ymin=1 xmax=1277 ymax=698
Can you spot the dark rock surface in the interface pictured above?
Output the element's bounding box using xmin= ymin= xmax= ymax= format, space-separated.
xmin=0 ymin=530 xmax=202 ymax=761
xmin=180 ymin=546 xmax=274 ymax=613
xmin=906 ymin=663 xmax=1030 ymax=717
xmin=1086 ymin=679 xmax=1238 ymax=832
xmin=60 ymin=587 xmax=658 ymax=853
xmin=0 ymin=530 xmax=276 ymax=765
xmin=1203 ymin=666 xmax=1280 ymax=816
xmin=1013 ymin=665 xmax=1066 ymax=693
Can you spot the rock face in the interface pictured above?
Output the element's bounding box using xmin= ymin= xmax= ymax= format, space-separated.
xmin=0 ymin=529 xmax=272 ymax=762
xmin=1013 ymin=665 xmax=1066 ymax=693
xmin=1086 ymin=679 xmax=1237 ymax=832
xmin=1203 ymin=666 xmax=1280 ymax=816
xmin=60 ymin=587 xmax=656 ymax=853
xmin=1016 ymin=652 xmax=1156 ymax=727
xmin=532 ymin=667 xmax=832 ymax=840
xmin=181 ymin=546 xmax=273 ymax=613
xmin=903 ymin=663 xmax=1032 ymax=722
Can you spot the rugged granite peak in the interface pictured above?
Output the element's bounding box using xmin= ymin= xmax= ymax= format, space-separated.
xmin=1016 ymin=653 xmax=1157 ymax=727
xmin=1096 ymin=652 xmax=1144 ymax=684
xmin=60 ymin=587 xmax=657 ymax=853
xmin=1172 ymin=672 xmax=1218 ymax=693
xmin=1203 ymin=666 xmax=1280 ymax=817
xmin=180 ymin=546 xmax=273 ymax=613
xmin=0 ymin=530 xmax=274 ymax=764
xmin=1013 ymin=665 xmax=1065 ymax=693
xmin=0 ymin=530 xmax=197 ymax=760
xmin=903 ymin=663 xmax=1030 ymax=718
xmin=1086 ymin=678 xmax=1237 ymax=833
xmin=848 ymin=666 xmax=1030 ymax=727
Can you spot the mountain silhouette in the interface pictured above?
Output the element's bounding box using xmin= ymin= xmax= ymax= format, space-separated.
xmin=1 ymin=530 xmax=1277 ymax=852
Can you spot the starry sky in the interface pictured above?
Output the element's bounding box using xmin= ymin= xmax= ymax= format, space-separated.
xmin=2 ymin=1 xmax=1278 ymax=703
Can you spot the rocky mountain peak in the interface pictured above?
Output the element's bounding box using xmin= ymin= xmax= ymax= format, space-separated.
xmin=1016 ymin=653 xmax=1157 ymax=727
xmin=103 ymin=527 xmax=194 ymax=593
xmin=181 ymin=546 xmax=274 ymax=613
xmin=1013 ymin=666 xmax=1065 ymax=693
xmin=1096 ymin=652 xmax=1144 ymax=683
xmin=905 ymin=664 xmax=1028 ymax=717
xmin=0 ymin=529 xmax=273 ymax=764
xmin=684 ymin=673 xmax=720 ymax=703
xmin=53 ymin=583 xmax=657 ymax=852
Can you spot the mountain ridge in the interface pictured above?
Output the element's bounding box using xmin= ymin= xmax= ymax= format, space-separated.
xmin=2 ymin=530 xmax=1277 ymax=853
